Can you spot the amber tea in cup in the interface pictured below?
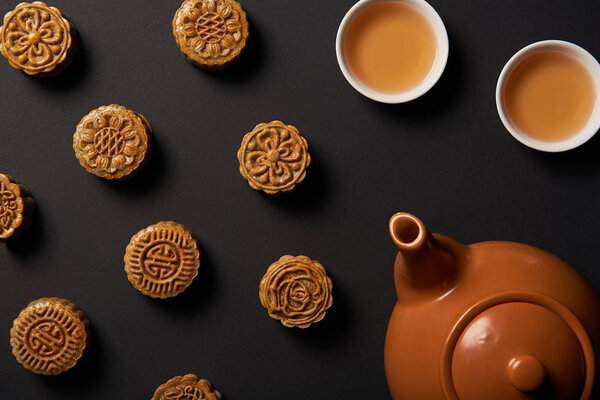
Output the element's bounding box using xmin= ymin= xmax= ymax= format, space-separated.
xmin=504 ymin=51 xmax=595 ymax=142
xmin=496 ymin=40 xmax=600 ymax=152
xmin=344 ymin=2 xmax=437 ymax=93
xmin=336 ymin=0 xmax=448 ymax=103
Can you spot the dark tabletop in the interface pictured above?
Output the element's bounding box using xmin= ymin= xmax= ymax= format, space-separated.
xmin=0 ymin=0 xmax=599 ymax=398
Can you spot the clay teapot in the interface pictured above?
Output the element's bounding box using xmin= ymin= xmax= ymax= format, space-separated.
xmin=385 ymin=213 xmax=600 ymax=400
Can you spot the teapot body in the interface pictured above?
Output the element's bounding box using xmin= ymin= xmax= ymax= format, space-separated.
xmin=385 ymin=213 xmax=600 ymax=400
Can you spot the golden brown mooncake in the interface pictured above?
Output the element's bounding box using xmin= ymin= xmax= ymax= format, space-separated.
xmin=259 ymin=255 xmax=333 ymax=328
xmin=0 ymin=173 xmax=35 ymax=242
xmin=237 ymin=121 xmax=311 ymax=194
xmin=0 ymin=2 xmax=76 ymax=76
xmin=73 ymin=104 xmax=152 ymax=181
xmin=10 ymin=297 xmax=89 ymax=375
xmin=173 ymin=0 xmax=249 ymax=69
xmin=124 ymin=221 xmax=200 ymax=299
xmin=153 ymin=374 xmax=222 ymax=400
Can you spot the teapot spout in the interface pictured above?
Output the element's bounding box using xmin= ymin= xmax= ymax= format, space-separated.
xmin=389 ymin=213 xmax=463 ymax=300
xmin=389 ymin=212 xmax=429 ymax=254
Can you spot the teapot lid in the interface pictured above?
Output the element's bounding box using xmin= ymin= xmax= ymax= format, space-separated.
xmin=440 ymin=292 xmax=595 ymax=399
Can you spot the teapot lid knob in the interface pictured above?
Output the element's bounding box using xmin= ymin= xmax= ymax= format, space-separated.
xmin=507 ymin=355 xmax=545 ymax=392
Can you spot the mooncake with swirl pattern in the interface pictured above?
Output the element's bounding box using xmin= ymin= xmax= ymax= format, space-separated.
xmin=259 ymin=255 xmax=333 ymax=328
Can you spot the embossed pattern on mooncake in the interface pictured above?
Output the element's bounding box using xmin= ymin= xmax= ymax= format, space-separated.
xmin=0 ymin=2 xmax=76 ymax=76
xmin=0 ymin=173 xmax=35 ymax=242
xmin=125 ymin=222 xmax=200 ymax=299
xmin=73 ymin=104 xmax=152 ymax=180
xmin=238 ymin=121 xmax=311 ymax=194
xmin=173 ymin=0 xmax=249 ymax=69
xmin=152 ymin=374 xmax=222 ymax=400
xmin=259 ymin=255 xmax=333 ymax=328
xmin=10 ymin=298 xmax=89 ymax=375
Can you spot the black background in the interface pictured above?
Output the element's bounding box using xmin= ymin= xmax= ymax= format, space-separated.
xmin=0 ymin=0 xmax=599 ymax=398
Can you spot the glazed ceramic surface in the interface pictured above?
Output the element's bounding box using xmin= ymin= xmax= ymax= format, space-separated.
xmin=385 ymin=213 xmax=600 ymax=400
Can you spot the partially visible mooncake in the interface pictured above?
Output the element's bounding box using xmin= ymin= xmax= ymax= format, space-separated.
xmin=153 ymin=374 xmax=222 ymax=400
xmin=0 ymin=173 xmax=35 ymax=242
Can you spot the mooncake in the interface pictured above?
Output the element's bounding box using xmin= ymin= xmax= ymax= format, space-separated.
xmin=73 ymin=104 xmax=152 ymax=180
xmin=238 ymin=121 xmax=311 ymax=194
xmin=259 ymin=255 xmax=333 ymax=328
xmin=0 ymin=173 xmax=35 ymax=242
xmin=0 ymin=2 xmax=76 ymax=76
xmin=124 ymin=221 xmax=200 ymax=299
xmin=173 ymin=0 xmax=249 ymax=69
xmin=153 ymin=374 xmax=222 ymax=400
xmin=10 ymin=297 xmax=89 ymax=375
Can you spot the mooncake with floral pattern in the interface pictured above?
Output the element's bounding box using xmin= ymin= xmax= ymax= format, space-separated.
xmin=0 ymin=2 xmax=76 ymax=76
xmin=238 ymin=121 xmax=310 ymax=194
xmin=260 ymin=255 xmax=333 ymax=328
xmin=73 ymin=104 xmax=152 ymax=180
xmin=173 ymin=0 xmax=249 ymax=69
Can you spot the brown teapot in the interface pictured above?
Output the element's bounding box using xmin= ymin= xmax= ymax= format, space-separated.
xmin=385 ymin=213 xmax=600 ymax=400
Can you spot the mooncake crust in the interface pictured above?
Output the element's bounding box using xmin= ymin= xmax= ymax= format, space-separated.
xmin=259 ymin=255 xmax=333 ymax=328
xmin=238 ymin=121 xmax=311 ymax=194
xmin=173 ymin=0 xmax=249 ymax=69
xmin=0 ymin=173 xmax=35 ymax=242
xmin=0 ymin=2 xmax=77 ymax=76
xmin=152 ymin=374 xmax=222 ymax=400
xmin=125 ymin=221 xmax=201 ymax=299
xmin=73 ymin=104 xmax=152 ymax=181
xmin=10 ymin=297 xmax=89 ymax=375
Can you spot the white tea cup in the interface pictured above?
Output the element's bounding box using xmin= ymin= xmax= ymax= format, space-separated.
xmin=335 ymin=0 xmax=449 ymax=103
xmin=496 ymin=40 xmax=600 ymax=152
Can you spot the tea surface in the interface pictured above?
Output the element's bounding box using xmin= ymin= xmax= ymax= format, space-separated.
xmin=344 ymin=2 xmax=437 ymax=93
xmin=504 ymin=50 xmax=596 ymax=142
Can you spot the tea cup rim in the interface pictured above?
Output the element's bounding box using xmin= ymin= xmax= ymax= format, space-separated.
xmin=495 ymin=40 xmax=600 ymax=152
xmin=335 ymin=0 xmax=449 ymax=104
